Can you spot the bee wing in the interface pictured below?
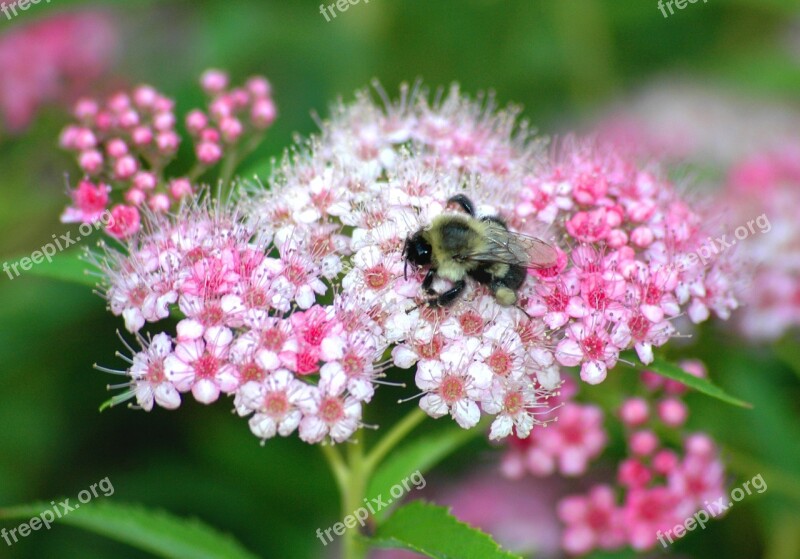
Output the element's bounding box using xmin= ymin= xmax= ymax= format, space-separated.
xmin=465 ymin=224 xmax=558 ymax=268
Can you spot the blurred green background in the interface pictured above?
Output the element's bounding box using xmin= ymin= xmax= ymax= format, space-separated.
xmin=1 ymin=1 xmax=799 ymax=558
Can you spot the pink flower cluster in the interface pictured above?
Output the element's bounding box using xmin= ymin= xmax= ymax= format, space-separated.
xmin=553 ymin=362 xmax=727 ymax=555
xmin=98 ymin=200 xmax=367 ymax=444
xmin=0 ymin=12 xmax=116 ymax=134
xmin=500 ymin=379 xmax=607 ymax=478
xmin=517 ymin=142 xmax=741 ymax=384
xmin=60 ymin=69 xmax=276 ymax=238
xmin=96 ymin=84 xmax=741 ymax=446
xmin=723 ymin=144 xmax=800 ymax=340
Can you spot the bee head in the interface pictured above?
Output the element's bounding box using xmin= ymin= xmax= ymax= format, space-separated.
xmin=403 ymin=231 xmax=432 ymax=279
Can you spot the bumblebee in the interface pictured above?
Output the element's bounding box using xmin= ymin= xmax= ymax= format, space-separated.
xmin=403 ymin=194 xmax=557 ymax=308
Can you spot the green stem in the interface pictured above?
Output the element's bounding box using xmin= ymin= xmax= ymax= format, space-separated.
xmin=342 ymin=432 xmax=368 ymax=559
xmin=218 ymin=149 xmax=239 ymax=194
xmin=320 ymin=406 xmax=429 ymax=559
xmin=320 ymin=443 xmax=348 ymax=494
xmin=364 ymin=407 xmax=428 ymax=472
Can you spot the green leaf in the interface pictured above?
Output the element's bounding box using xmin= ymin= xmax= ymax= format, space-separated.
xmin=371 ymin=501 xmax=521 ymax=559
xmin=0 ymin=501 xmax=258 ymax=559
xmin=642 ymin=358 xmax=752 ymax=408
xmin=774 ymin=333 xmax=800 ymax=381
xmin=368 ymin=425 xmax=483 ymax=523
xmin=11 ymin=248 xmax=98 ymax=287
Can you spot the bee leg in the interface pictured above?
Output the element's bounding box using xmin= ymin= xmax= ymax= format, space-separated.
xmin=480 ymin=215 xmax=508 ymax=228
xmin=492 ymin=285 xmax=518 ymax=306
xmin=446 ymin=194 xmax=476 ymax=216
xmin=426 ymin=280 xmax=466 ymax=308
xmin=421 ymin=268 xmax=437 ymax=295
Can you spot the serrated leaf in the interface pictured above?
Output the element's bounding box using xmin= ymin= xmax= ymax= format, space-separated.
xmin=368 ymin=426 xmax=481 ymax=523
xmin=643 ymin=358 xmax=752 ymax=408
xmin=371 ymin=501 xmax=521 ymax=559
xmin=12 ymin=248 xmax=98 ymax=287
xmin=0 ymin=501 xmax=258 ymax=559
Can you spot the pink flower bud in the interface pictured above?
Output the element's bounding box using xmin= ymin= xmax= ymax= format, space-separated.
xmin=169 ymin=178 xmax=193 ymax=199
xmin=148 ymin=193 xmax=170 ymax=212
xmin=200 ymin=128 xmax=220 ymax=143
xmin=95 ymin=110 xmax=114 ymax=132
xmin=618 ymin=458 xmax=651 ymax=487
xmin=74 ymin=128 xmax=97 ymax=150
xmin=652 ymin=449 xmax=678 ymax=474
xmin=79 ymin=150 xmax=104 ymax=174
xmin=133 ymin=85 xmax=158 ymax=108
xmin=132 ymin=126 xmax=153 ymax=146
xmin=641 ymin=370 xmax=663 ymax=391
xmin=230 ymin=88 xmax=249 ymax=108
xmin=251 ymin=98 xmax=276 ymax=128
xmin=124 ymin=188 xmax=146 ymax=206
xmin=59 ymin=125 xmax=80 ymax=149
xmin=606 ymin=228 xmax=628 ymax=248
xmin=628 ymin=200 xmax=656 ymax=222
xmin=246 ymin=76 xmax=271 ymax=97
xmin=657 ymin=397 xmax=688 ymax=427
xmin=631 ymin=226 xmax=654 ymax=247
xmin=154 ymin=93 xmax=175 ymax=112
xmin=156 ymin=131 xmax=180 ymax=153
xmin=153 ymin=111 xmax=176 ymax=131
xmin=685 ymin=433 xmax=715 ymax=458
xmin=108 ymin=92 xmax=131 ymax=113
xmin=220 ymin=117 xmax=243 ymax=143
xmin=114 ymin=155 xmax=138 ymax=180
xmin=200 ymin=69 xmax=228 ymax=94
xmin=619 ymin=398 xmax=649 ymax=427
xmin=132 ymin=171 xmax=157 ymax=191
xmin=210 ymin=97 xmax=233 ymax=120
xmin=629 ymin=430 xmax=658 ymax=456
xmin=118 ymin=109 xmax=140 ymax=128
xmin=106 ymin=138 xmax=129 ymax=158
xmin=74 ymin=98 xmax=98 ymax=120
xmin=196 ymin=141 xmax=222 ymax=165
xmin=185 ymin=110 xmax=208 ymax=134
xmin=106 ymin=204 xmax=141 ymax=239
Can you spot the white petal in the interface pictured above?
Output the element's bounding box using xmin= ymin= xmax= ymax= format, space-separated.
xmin=580 ymin=361 xmax=607 ymax=385
xmin=299 ymin=416 xmax=327 ymax=443
xmin=489 ymin=415 xmax=513 ymax=440
xmin=451 ymin=399 xmax=481 ymax=429
xmin=295 ymin=285 xmax=316 ymax=309
xmin=419 ymin=394 xmax=448 ymax=418
xmin=249 ymin=414 xmax=278 ymax=439
xmin=176 ymin=319 xmax=204 ymax=341
xmin=154 ymin=383 xmax=181 ymax=410
xmin=192 ymin=379 xmax=220 ymax=404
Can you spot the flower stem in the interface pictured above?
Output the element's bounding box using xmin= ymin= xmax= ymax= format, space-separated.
xmin=320 ymin=406 xmax=428 ymax=559
xmin=342 ymin=432 xmax=368 ymax=559
xmin=364 ymin=407 xmax=428 ymax=472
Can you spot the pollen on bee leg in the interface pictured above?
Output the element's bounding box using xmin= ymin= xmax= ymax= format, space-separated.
xmin=495 ymin=287 xmax=517 ymax=306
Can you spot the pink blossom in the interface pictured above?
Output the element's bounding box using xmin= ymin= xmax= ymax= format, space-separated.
xmin=558 ymin=486 xmax=625 ymax=555
xmin=623 ymin=487 xmax=680 ymax=550
xmin=61 ymin=180 xmax=109 ymax=224
xmin=0 ymin=12 xmax=116 ymax=133
xmin=106 ymin=204 xmax=141 ymax=239
xmin=239 ymin=369 xmax=308 ymax=441
xmin=297 ymin=379 xmax=361 ymax=444
xmin=130 ymin=333 xmax=181 ymax=411
xmin=164 ymin=327 xmax=238 ymax=404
